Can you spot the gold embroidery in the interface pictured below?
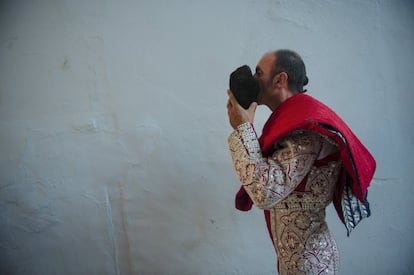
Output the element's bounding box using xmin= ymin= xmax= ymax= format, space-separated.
xmin=229 ymin=127 xmax=341 ymax=274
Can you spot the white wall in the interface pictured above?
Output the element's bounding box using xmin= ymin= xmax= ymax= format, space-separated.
xmin=1 ymin=0 xmax=413 ymax=274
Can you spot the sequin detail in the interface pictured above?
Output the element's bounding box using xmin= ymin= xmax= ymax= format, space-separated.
xmin=342 ymin=182 xmax=370 ymax=236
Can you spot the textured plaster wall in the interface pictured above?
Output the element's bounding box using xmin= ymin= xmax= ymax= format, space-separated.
xmin=1 ymin=0 xmax=413 ymax=274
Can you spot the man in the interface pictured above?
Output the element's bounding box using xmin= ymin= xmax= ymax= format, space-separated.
xmin=226 ymin=50 xmax=375 ymax=274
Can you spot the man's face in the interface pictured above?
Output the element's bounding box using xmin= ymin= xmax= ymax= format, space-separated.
xmin=254 ymin=53 xmax=276 ymax=105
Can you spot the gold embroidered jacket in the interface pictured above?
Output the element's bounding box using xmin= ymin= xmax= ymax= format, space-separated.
xmin=229 ymin=122 xmax=341 ymax=275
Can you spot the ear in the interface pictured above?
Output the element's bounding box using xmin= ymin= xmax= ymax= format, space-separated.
xmin=271 ymin=72 xmax=288 ymax=88
xmin=278 ymin=72 xmax=288 ymax=88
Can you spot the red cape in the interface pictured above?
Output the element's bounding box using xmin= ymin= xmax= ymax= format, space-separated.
xmin=235 ymin=93 xmax=376 ymax=226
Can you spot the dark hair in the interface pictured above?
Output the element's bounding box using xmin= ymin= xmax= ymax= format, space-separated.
xmin=271 ymin=49 xmax=308 ymax=93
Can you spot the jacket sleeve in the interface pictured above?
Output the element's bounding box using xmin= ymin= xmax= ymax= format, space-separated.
xmin=228 ymin=122 xmax=322 ymax=209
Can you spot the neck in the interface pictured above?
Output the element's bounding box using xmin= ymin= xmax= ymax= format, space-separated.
xmin=268 ymin=90 xmax=296 ymax=111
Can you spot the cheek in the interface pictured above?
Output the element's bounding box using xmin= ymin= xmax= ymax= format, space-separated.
xmin=257 ymin=79 xmax=265 ymax=92
xmin=257 ymin=87 xmax=265 ymax=103
xmin=258 ymin=80 xmax=269 ymax=95
xmin=257 ymin=81 xmax=265 ymax=96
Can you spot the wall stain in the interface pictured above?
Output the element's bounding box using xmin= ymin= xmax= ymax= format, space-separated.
xmin=119 ymin=182 xmax=133 ymax=275
xmin=7 ymin=36 xmax=18 ymax=50
xmin=62 ymin=56 xmax=70 ymax=71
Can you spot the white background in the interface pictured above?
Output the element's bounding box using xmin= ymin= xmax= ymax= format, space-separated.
xmin=1 ymin=0 xmax=413 ymax=274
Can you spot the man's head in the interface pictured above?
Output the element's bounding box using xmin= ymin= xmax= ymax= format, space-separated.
xmin=254 ymin=49 xmax=308 ymax=110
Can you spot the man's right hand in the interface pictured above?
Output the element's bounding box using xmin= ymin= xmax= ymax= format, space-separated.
xmin=226 ymin=89 xmax=257 ymax=129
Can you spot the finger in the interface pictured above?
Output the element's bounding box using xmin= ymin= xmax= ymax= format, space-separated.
xmin=227 ymin=89 xmax=238 ymax=106
xmin=226 ymin=99 xmax=232 ymax=109
xmin=227 ymin=89 xmax=235 ymax=100
xmin=227 ymin=103 xmax=232 ymax=116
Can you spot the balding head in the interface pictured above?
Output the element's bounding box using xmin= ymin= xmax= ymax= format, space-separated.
xmin=270 ymin=50 xmax=308 ymax=93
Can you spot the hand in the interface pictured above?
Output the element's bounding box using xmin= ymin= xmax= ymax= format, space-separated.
xmin=226 ymin=89 xmax=257 ymax=129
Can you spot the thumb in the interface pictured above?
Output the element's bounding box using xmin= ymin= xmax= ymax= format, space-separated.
xmin=248 ymin=102 xmax=257 ymax=113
